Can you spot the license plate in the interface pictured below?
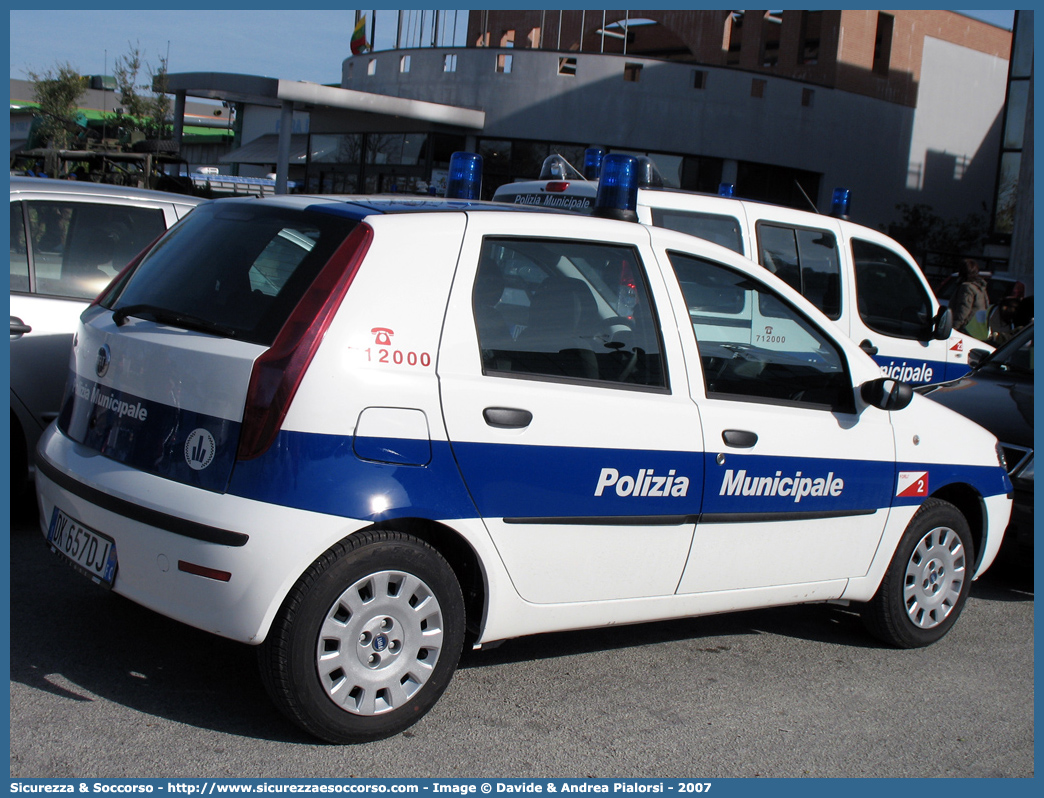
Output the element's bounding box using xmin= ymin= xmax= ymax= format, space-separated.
xmin=47 ymin=507 xmax=118 ymax=588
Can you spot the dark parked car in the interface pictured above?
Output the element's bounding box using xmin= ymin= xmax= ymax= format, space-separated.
xmin=919 ymin=323 xmax=1033 ymax=552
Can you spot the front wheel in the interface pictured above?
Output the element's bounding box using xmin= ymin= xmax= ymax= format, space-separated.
xmin=259 ymin=529 xmax=465 ymax=743
xmin=861 ymin=498 xmax=974 ymax=648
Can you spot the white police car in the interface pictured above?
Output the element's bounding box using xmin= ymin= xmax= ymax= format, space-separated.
xmin=36 ymin=154 xmax=1012 ymax=743
xmin=494 ymin=151 xmax=988 ymax=386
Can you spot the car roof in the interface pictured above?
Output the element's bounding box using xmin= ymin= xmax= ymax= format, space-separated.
xmin=206 ymin=194 xmax=571 ymax=220
xmin=9 ymin=176 xmax=204 ymax=205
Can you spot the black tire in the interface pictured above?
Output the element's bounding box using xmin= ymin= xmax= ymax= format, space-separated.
xmin=259 ymin=529 xmax=465 ymax=743
xmin=10 ymin=412 xmax=29 ymax=501
xmin=861 ymin=498 xmax=974 ymax=648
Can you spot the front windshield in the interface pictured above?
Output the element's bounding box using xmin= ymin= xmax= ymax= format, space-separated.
xmin=986 ymin=324 xmax=1033 ymax=375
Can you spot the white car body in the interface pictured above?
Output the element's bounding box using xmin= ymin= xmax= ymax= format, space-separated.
xmin=35 ymin=195 xmax=1012 ymax=741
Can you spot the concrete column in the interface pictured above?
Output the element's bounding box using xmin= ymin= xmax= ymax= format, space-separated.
xmin=276 ymin=100 xmax=293 ymax=194
xmin=173 ymin=91 xmax=186 ymax=150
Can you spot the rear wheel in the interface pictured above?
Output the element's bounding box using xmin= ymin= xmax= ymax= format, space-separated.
xmin=259 ymin=529 xmax=465 ymax=743
xmin=861 ymin=498 xmax=973 ymax=648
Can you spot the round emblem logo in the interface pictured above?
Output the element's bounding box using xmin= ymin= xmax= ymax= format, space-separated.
xmin=373 ymin=634 xmax=389 ymax=652
xmin=95 ymin=345 xmax=111 ymax=378
xmin=184 ymin=428 xmax=216 ymax=471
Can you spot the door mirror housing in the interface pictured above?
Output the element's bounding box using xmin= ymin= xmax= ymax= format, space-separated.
xmin=861 ymin=377 xmax=914 ymax=411
xmin=932 ymin=306 xmax=953 ymax=340
xmin=967 ymin=348 xmax=991 ymax=369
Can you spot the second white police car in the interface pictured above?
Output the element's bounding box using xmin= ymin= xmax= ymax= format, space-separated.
xmin=37 ymin=154 xmax=1012 ymax=743
xmin=494 ymin=150 xmax=990 ymax=387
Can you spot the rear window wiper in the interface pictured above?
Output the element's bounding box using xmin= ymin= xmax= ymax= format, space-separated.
xmin=113 ymin=304 xmax=238 ymax=338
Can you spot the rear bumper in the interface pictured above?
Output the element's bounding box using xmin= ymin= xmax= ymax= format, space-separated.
xmin=35 ymin=425 xmax=370 ymax=644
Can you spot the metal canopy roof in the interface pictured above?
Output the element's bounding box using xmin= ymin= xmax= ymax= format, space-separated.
xmin=165 ymin=72 xmax=485 ymax=129
xmin=217 ymin=134 xmax=308 ymax=165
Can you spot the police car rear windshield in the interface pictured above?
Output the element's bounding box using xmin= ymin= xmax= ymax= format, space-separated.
xmin=105 ymin=202 xmax=359 ymax=346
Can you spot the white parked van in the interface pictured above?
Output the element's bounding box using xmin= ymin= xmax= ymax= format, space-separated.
xmin=493 ymin=156 xmax=987 ymax=386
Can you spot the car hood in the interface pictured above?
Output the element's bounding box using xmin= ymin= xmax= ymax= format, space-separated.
xmin=923 ymin=370 xmax=1033 ymax=448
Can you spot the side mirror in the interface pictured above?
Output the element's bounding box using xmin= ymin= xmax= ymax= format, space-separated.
xmin=968 ymin=348 xmax=991 ymax=369
xmin=932 ymin=306 xmax=953 ymax=340
xmin=861 ymin=377 xmax=914 ymax=411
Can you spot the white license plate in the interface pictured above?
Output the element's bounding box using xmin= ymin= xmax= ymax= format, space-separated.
xmin=47 ymin=507 xmax=118 ymax=587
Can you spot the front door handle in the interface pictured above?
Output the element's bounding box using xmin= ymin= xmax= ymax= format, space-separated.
xmin=483 ymin=407 xmax=533 ymax=429
xmin=859 ymin=339 xmax=879 ymax=356
xmin=722 ymin=429 xmax=758 ymax=448
xmin=10 ymin=316 xmax=31 ymax=337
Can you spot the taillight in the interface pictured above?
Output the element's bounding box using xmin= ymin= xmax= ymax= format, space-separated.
xmin=90 ymin=232 xmax=165 ymax=307
xmin=236 ymin=223 xmax=374 ymax=461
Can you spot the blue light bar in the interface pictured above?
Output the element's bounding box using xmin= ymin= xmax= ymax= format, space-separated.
xmin=594 ymin=154 xmax=639 ymax=222
xmin=831 ymin=187 xmax=851 ymax=218
xmin=446 ymin=152 xmax=483 ymax=199
xmin=583 ymin=147 xmax=606 ymax=180
xmin=718 ymin=183 xmax=735 ymax=197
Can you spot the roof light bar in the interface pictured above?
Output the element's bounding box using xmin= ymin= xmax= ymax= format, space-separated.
xmin=445 ymin=152 xmax=483 ymax=200
xmin=583 ymin=147 xmax=606 ymax=180
xmin=594 ymin=154 xmax=639 ymax=223
xmin=539 ymin=154 xmax=572 ymax=180
xmin=831 ymin=187 xmax=851 ymax=219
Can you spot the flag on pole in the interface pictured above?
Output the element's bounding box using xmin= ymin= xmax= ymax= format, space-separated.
xmin=351 ymin=15 xmax=371 ymax=55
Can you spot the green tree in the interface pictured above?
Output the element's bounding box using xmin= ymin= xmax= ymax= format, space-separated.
xmin=25 ymin=61 xmax=88 ymax=154
xmin=111 ymin=43 xmax=172 ymax=141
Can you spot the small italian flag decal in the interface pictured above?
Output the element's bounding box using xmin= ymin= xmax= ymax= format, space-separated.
xmin=897 ymin=471 xmax=929 ymax=497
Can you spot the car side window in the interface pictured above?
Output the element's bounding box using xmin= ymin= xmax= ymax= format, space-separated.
xmin=650 ymin=208 xmax=745 ymax=255
xmin=473 ymin=238 xmax=667 ymax=389
xmin=10 ymin=201 xmax=29 ymax=293
xmin=852 ymin=238 xmax=933 ymax=339
xmin=668 ymin=251 xmax=853 ymax=411
xmin=26 ymin=200 xmax=167 ymax=300
xmin=756 ymin=222 xmax=841 ymax=320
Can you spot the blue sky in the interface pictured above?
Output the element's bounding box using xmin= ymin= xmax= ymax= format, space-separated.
xmin=9 ymin=8 xmax=1016 ymax=88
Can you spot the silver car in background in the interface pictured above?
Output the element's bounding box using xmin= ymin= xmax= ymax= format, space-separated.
xmin=9 ymin=177 xmax=203 ymax=497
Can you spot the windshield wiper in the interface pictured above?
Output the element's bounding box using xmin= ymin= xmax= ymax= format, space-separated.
xmin=112 ymin=304 xmax=237 ymax=338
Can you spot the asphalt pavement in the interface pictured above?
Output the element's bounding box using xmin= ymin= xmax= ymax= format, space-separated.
xmin=8 ymin=496 xmax=1034 ymax=778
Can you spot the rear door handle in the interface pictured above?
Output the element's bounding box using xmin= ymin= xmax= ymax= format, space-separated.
xmin=483 ymin=407 xmax=533 ymax=429
xmin=722 ymin=429 xmax=758 ymax=448
xmin=859 ymin=339 xmax=879 ymax=356
xmin=10 ymin=316 xmax=31 ymax=337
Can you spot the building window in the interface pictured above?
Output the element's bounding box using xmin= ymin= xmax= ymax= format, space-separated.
xmin=399 ymin=55 xmax=411 ymax=74
xmin=761 ymin=14 xmax=782 ymax=67
xmin=444 ymin=54 xmax=458 ymax=73
xmin=527 ymin=27 xmax=541 ymax=48
xmin=367 ymin=59 xmax=377 ymax=76
xmin=725 ymin=12 xmax=743 ymax=66
xmin=873 ymin=12 xmax=894 ymax=76
xmin=624 ymin=63 xmax=643 ymax=82
xmin=693 ymin=70 xmax=707 ymax=90
xmin=799 ymin=11 xmax=822 ymax=65
xmin=558 ymin=57 xmax=577 ymax=77
xmin=500 ymin=30 xmax=515 ymax=47
xmin=751 ymin=78 xmax=766 ymax=99
xmin=801 ymin=88 xmax=814 ymax=107
xmin=496 ymin=54 xmax=513 ymax=74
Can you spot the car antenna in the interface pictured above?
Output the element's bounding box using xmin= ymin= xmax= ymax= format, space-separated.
xmin=794 ymin=179 xmax=820 ymax=214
